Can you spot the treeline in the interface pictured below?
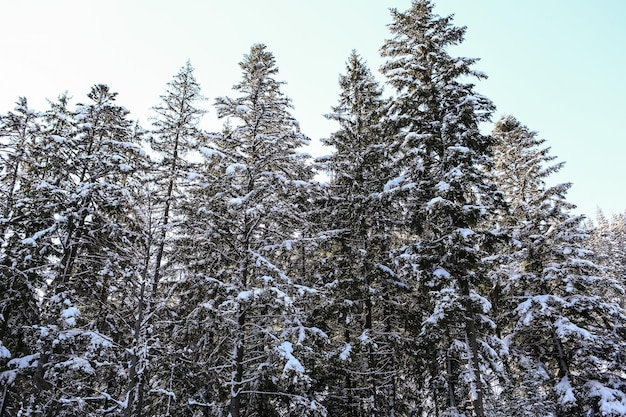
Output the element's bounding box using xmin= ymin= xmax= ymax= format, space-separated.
xmin=1 ymin=1 xmax=625 ymax=416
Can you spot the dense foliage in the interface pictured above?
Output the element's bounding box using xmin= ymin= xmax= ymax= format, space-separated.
xmin=1 ymin=1 xmax=624 ymax=416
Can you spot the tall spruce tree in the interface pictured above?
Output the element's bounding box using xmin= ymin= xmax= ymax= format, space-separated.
xmin=0 ymin=86 xmax=146 ymax=416
xmin=179 ymin=43 xmax=322 ymax=417
xmin=492 ymin=115 xmax=626 ymax=416
xmin=314 ymin=50 xmax=404 ymax=417
xmin=0 ymin=98 xmax=46 ymax=415
xmin=124 ymin=61 xmax=206 ymax=417
xmin=380 ymin=1 xmax=505 ymax=415
xmin=587 ymin=210 xmax=626 ymax=308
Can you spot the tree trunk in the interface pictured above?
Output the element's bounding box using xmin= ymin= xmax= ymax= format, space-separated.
xmin=229 ymin=310 xmax=246 ymax=417
xmin=460 ymin=278 xmax=485 ymax=417
xmin=0 ymin=384 xmax=8 ymax=417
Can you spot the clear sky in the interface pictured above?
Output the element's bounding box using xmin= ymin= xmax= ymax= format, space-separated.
xmin=1 ymin=0 xmax=624 ymax=218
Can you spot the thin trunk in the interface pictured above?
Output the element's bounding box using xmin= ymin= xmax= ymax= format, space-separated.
xmin=1 ymin=111 xmax=30 ymax=225
xmin=386 ymin=322 xmax=397 ymax=417
xmin=461 ymin=278 xmax=485 ymax=417
xmin=125 ymin=201 xmax=153 ymax=417
xmin=446 ymin=348 xmax=456 ymax=411
xmin=229 ymin=238 xmax=249 ymax=417
xmin=365 ymin=296 xmax=377 ymax=417
xmin=343 ymin=327 xmax=355 ymax=417
xmin=151 ymin=122 xmax=180 ymax=299
xmin=125 ymin=277 xmax=146 ymax=417
xmin=552 ymin=328 xmax=581 ymax=416
xmin=432 ymin=364 xmax=440 ymax=417
xmin=229 ymin=310 xmax=246 ymax=417
xmin=58 ymin=213 xmax=87 ymax=285
xmin=382 ymin=286 xmax=397 ymax=417
xmin=0 ymin=384 xmax=8 ymax=417
xmin=552 ymin=330 xmax=570 ymax=379
xmin=151 ymin=176 xmax=174 ymax=297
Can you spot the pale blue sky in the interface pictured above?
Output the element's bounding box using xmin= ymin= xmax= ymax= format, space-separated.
xmin=1 ymin=1 xmax=624 ymax=217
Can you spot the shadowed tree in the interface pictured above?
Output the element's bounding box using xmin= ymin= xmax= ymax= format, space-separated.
xmin=380 ymin=1 xmax=506 ymax=415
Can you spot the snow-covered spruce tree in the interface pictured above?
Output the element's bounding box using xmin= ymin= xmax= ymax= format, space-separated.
xmin=0 ymin=86 xmax=147 ymax=415
xmin=177 ymin=44 xmax=322 ymax=417
xmin=0 ymin=98 xmax=41 ymax=234
xmin=313 ymin=50 xmax=405 ymax=417
xmin=0 ymin=98 xmax=46 ymax=414
xmin=491 ymin=115 xmax=626 ymax=417
xmin=586 ymin=210 xmax=626 ymax=308
xmin=124 ymin=61 xmax=206 ymax=417
xmin=380 ymin=1 xmax=507 ymax=415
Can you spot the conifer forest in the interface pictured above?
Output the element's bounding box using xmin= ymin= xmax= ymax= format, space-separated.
xmin=1 ymin=1 xmax=625 ymax=416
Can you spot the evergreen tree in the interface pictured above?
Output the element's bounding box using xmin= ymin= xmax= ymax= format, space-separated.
xmin=314 ymin=50 xmax=404 ymax=417
xmin=380 ymin=1 xmax=505 ymax=415
xmin=492 ymin=115 xmax=626 ymax=416
xmin=126 ymin=61 xmax=206 ymax=417
xmin=587 ymin=210 xmax=626 ymax=308
xmin=0 ymin=98 xmax=46 ymax=415
xmin=179 ymin=44 xmax=322 ymax=417
xmin=0 ymin=86 xmax=146 ymax=415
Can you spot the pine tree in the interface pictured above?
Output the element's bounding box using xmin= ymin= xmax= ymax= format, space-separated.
xmin=0 ymin=98 xmax=46 ymax=415
xmin=179 ymin=43 xmax=322 ymax=417
xmin=314 ymin=50 xmax=403 ymax=417
xmin=587 ymin=210 xmax=626 ymax=308
xmin=380 ymin=1 xmax=505 ymax=415
xmin=492 ymin=115 xmax=626 ymax=416
xmin=0 ymin=86 xmax=147 ymax=415
xmin=125 ymin=61 xmax=206 ymax=417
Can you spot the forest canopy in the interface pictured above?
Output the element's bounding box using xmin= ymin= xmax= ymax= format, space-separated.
xmin=1 ymin=1 xmax=625 ymax=416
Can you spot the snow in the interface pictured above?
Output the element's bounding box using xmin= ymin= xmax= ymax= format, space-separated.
xmin=228 ymin=197 xmax=244 ymax=206
xmin=425 ymin=290 xmax=455 ymax=325
xmin=385 ymin=67 xmax=408 ymax=77
xmin=83 ymin=331 xmax=113 ymax=349
xmin=278 ymin=341 xmax=305 ymax=377
xmin=436 ymin=181 xmax=450 ymax=192
xmin=187 ymin=171 xmax=203 ymax=180
xmin=515 ymin=294 xmax=566 ymax=327
xmin=339 ymin=343 xmax=352 ymax=361
xmin=150 ymin=388 xmax=177 ymax=400
xmin=56 ymin=357 xmax=94 ymax=374
xmin=8 ymin=354 xmax=38 ymax=369
xmin=586 ymin=380 xmax=626 ymax=416
xmin=225 ymin=163 xmax=247 ymax=175
xmin=376 ymin=263 xmax=396 ymax=277
xmin=384 ymin=175 xmax=405 ymax=192
xmin=555 ymin=376 xmax=578 ymax=408
xmin=21 ymin=237 xmax=36 ymax=246
xmin=235 ymin=105 xmax=251 ymax=113
xmin=456 ymin=228 xmax=474 ymax=239
xmin=61 ymin=306 xmax=80 ymax=326
xmin=554 ymin=317 xmax=593 ymax=341
xmin=293 ymin=283 xmax=318 ymax=296
xmin=427 ymin=196 xmax=445 ymax=208
xmin=50 ymin=134 xmax=66 ymax=143
xmin=237 ymin=289 xmax=263 ymax=301
xmin=448 ymin=145 xmax=470 ymax=153
xmin=569 ymin=258 xmax=595 ymax=268
xmin=433 ymin=268 xmax=451 ymax=279
xmin=470 ymin=291 xmax=492 ymax=313
xmin=20 ymin=225 xmax=54 ymax=246
xmin=0 ymin=370 xmax=17 ymax=386
xmin=119 ymin=163 xmax=132 ymax=172
xmin=0 ymin=341 xmax=11 ymax=359
xmin=199 ymin=146 xmax=225 ymax=158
